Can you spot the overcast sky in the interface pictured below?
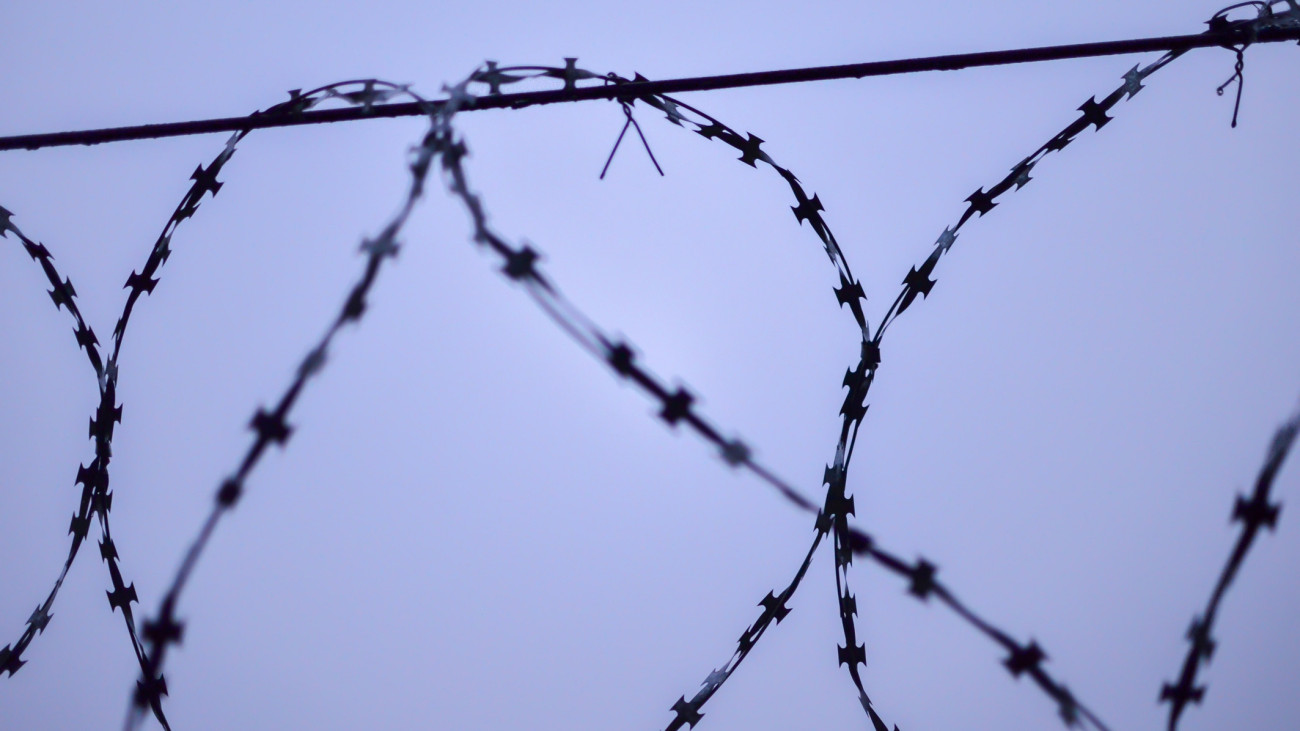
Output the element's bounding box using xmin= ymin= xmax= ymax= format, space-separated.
xmin=2 ymin=2 xmax=1298 ymax=730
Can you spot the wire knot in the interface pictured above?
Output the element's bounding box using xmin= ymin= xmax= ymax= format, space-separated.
xmin=1215 ymin=44 xmax=1248 ymax=127
xmin=599 ymin=99 xmax=665 ymax=179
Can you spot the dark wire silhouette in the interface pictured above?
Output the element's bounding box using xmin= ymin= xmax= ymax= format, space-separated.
xmin=3 ymin=21 xmax=1300 ymax=152
xmin=0 ymin=3 xmax=1296 ymax=730
xmin=1160 ymin=405 xmax=1300 ymax=730
xmin=600 ymin=97 xmax=664 ymax=179
xmin=123 ymin=80 xmax=450 ymax=731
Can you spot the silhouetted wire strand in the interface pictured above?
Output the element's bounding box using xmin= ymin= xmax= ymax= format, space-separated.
xmin=0 ymin=220 xmax=174 ymax=725
xmin=1 ymin=3 xmax=1295 ymax=730
xmin=3 ymin=23 xmax=1300 ymax=152
xmin=114 ymin=79 xmax=441 ymax=730
xmin=0 ymin=215 xmax=112 ymax=678
xmin=0 ymin=81 xmax=422 ymax=700
xmin=0 ymin=147 xmax=255 ymax=727
xmin=443 ymin=58 xmax=1148 ymax=728
xmin=448 ymin=4 xmax=1297 ymax=717
xmin=828 ymin=5 xmax=1297 ymax=727
xmin=1160 ymin=401 xmax=1300 ymax=731
xmin=3 ymin=80 xmax=428 ymax=731
xmin=445 ymin=62 xmax=898 ymax=729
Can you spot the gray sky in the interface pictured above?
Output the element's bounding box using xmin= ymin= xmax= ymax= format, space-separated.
xmin=2 ymin=2 xmax=1297 ymax=729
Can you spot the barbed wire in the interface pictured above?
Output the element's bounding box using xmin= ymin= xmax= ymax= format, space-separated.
xmin=0 ymin=212 xmax=111 ymax=676
xmin=451 ymin=3 xmax=1300 ymax=720
xmin=1159 ymin=402 xmax=1300 ymax=730
xmin=1 ymin=79 xmax=442 ymax=731
xmin=1 ymin=2 xmax=1296 ymax=729
xmin=1 ymin=205 xmax=173 ymax=727
xmin=120 ymin=79 xmax=455 ymax=731
xmin=452 ymin=57 xmax=1127 ymax=730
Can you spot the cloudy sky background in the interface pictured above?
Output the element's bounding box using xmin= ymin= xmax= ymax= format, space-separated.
xmin=2 ymin=2 xmax=1298 ymax=729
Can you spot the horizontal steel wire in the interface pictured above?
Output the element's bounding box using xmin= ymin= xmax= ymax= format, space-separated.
xmin=2 ymin=21 xmax=1300 ymax=152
